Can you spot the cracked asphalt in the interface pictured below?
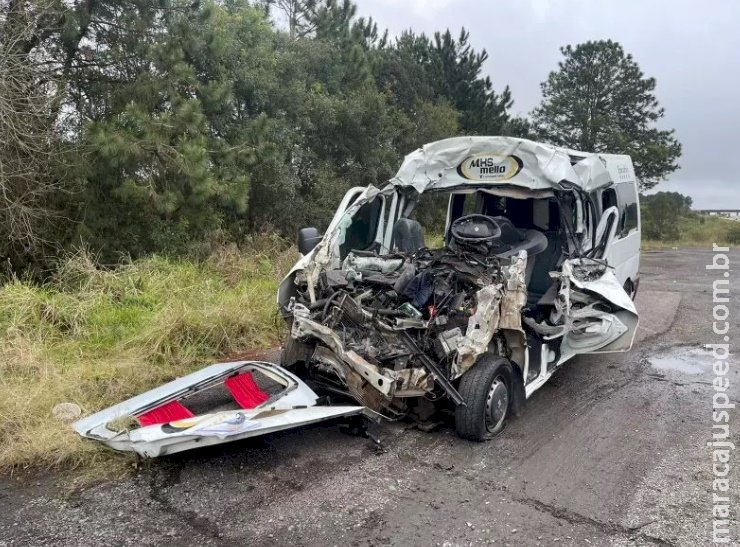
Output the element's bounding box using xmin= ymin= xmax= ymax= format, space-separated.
xmin=1 ymin=248 xmax=737 ymax=546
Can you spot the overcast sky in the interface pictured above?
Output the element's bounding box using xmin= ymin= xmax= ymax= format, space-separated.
xmin=354 ymin=0 xmax=739 ymax=208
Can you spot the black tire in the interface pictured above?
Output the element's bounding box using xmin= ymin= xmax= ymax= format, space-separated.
xmin=455 ymin=356 xmax=515 ymax=442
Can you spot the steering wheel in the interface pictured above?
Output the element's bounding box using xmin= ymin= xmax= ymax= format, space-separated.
xmin=449 ymin=214 xmax=502 ymax=244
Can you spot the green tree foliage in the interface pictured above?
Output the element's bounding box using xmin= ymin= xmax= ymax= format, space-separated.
xmin=428 ymin=29 xmax=512 ymax=135
xmin=377 ymin=29 xmax=514 ymax=136
xmin=640 ymin=191 xmax=692 ymax=241
xmin=533 ymin=40 xmax=681 ymax=190
xmin=0 ymin=0 xmax=532 ymax=274
xmin=77 ymin=3 xmax=274 ymax=259
xmin=2 ymin=1 xmax=687 ymax=276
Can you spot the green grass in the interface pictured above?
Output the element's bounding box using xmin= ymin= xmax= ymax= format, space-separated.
xmin=643 ymin=214 xmax=740 ymax=248
xmin=0 ymin=236 xmax=296 ymax=472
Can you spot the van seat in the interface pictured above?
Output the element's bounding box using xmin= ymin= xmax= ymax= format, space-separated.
xmin=526 ymin=231 xmax=562 ymax=307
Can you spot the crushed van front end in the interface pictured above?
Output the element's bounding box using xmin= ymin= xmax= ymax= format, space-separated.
xmin=277 ymin=136 xmax=640 ymax=437
xmin=282 ymin=245 xmax=531 ymax=422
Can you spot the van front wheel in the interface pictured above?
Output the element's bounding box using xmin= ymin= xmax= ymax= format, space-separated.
xmin=455 ymin=357 xmax=514 ymax=441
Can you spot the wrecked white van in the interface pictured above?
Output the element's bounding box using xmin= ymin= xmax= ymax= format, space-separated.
xmin=74 ymin=136 xmax=640 ymax=456
xmin=278 ymin=136 xmax=640 ymax=440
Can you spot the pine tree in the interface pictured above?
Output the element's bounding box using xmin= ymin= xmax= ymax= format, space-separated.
xmin=380 ymin=29 xmax=513 ymax=136
xmin=532 ymin=40 xmax=681 ymax=189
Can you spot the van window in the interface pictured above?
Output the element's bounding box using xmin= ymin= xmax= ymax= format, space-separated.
xmin=616 ymin=183 xmax=639 ymax=236
xmin=602 ymin=189 xmax=617 ymax=211
xmin=341 ymin=198 xmax=383 ymax=257
xmin=408 ymin=192 xmax=450 ymax=238
xmin=448 ymin=192 xmax=559 ymax=232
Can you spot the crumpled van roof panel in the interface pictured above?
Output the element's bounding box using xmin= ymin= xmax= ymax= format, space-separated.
xmin=389 ymin=136 xmax=633 ymax=193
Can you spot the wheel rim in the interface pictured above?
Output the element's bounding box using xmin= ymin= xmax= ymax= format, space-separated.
xmin=484 ymin=376 xmax=509 ymax=434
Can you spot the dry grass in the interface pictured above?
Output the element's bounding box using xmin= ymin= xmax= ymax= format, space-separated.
xmin=0 ymin=236 xmax=296 ymax=472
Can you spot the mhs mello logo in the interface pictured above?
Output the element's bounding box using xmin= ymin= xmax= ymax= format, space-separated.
xmin=457 ymin=154 xmax=523 ymax=181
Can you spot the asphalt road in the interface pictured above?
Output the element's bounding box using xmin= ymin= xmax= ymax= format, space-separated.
xmin=1 ymin=248 xmax=737 ymax=546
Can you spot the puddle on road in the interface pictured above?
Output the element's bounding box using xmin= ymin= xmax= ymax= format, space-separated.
xmin=647 ymin=347 xmax=716 ymax=375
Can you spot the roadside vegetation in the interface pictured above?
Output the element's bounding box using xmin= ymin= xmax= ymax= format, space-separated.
xmin=641 ymin=192 xmax=740 ymax=247
xmin=643 ymin=216 xmax=740 ymax=248
xmin=0 ymin=237 xmax=295 ymax=471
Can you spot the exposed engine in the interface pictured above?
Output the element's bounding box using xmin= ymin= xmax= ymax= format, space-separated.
xmin=284 ymin=215 xmax=537 ymax=419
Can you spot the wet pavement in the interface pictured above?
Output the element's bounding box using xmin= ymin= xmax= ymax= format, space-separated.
xmin=0 ymin=248 xmax=737 ymax=546
xmin=647 ymin=346 xmax=716 ymax=375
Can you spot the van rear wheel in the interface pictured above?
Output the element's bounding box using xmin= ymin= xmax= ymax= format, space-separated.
xmin=455 ymin=357 xmax=514 ymax=441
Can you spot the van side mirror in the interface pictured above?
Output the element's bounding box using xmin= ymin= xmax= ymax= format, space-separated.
xmin=297 ymin=227 xmax=322 ymax=255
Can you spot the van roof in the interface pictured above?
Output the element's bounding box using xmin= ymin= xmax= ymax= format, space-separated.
xmin=390 ymin=136 xmax=635 ymax=194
